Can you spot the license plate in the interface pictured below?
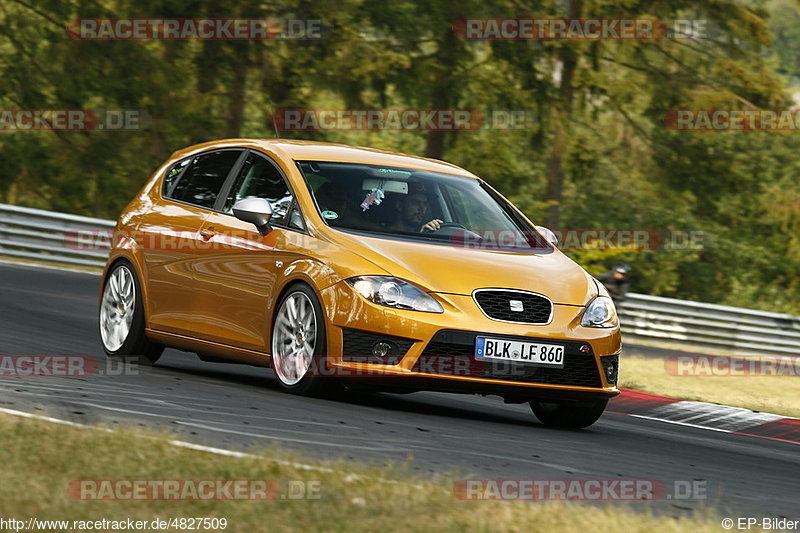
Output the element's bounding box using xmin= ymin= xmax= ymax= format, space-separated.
xmin=475 ymin=337 xmax=564 ymax=367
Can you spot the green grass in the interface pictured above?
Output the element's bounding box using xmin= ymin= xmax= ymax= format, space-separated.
xmin=0 ymin=413 xmax=759 ymax=533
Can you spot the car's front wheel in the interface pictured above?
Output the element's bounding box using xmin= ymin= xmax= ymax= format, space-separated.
xmin=270 ymin=283 xmax=334 ymax=396
xmin=529 ymin=399 xmax=608 ymax=428
xmin=99 ymin=260 xmax=163 ymax=364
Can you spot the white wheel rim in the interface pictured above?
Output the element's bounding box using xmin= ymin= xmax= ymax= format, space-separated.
xmin=271 ymin=291 xmax=317 ymax=386
xmin=100 ymin=265 xmax=136 ymax=352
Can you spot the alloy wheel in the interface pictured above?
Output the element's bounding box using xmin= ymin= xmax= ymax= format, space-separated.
xmin=271 ymin=291 xmax=318 ymax=386
xmin=100 ymin=264 xmax=136 ymax=352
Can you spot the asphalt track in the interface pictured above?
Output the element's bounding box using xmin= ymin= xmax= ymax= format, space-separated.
xmin=0 ymin=262 xmax=797 ymax=520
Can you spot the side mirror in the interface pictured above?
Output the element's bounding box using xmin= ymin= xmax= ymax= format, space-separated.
xmin=233 ymin=197 xmax=273 ymax=235
xmin=535 ymin=225 xmax=558 ymax=245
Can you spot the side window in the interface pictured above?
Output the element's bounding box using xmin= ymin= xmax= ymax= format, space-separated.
xmin=224 ymin=152 xmax=296 ymax=226
xmin=168 ymin=150 xmax=242 ymax=209
xmin=162 ymin=158 xmax=192 ymax=196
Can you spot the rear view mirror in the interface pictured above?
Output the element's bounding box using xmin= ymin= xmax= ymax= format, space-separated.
xmin=362 ymin=178 xmax=409 ymax=194
xmin=233 ymin=197 xmax=273 ymax=235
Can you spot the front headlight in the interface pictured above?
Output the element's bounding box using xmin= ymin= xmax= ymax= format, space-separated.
xmin=346 ymin=276 xmax=443 ymax=313
xmin=581 ymin=296 xmax=618 ymax=328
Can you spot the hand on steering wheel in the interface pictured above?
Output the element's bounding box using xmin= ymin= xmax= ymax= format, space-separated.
xmin=421 ymin=220 xmax=467 ymax=233
xmin=420 ymin=219 xmax=443 ymax=232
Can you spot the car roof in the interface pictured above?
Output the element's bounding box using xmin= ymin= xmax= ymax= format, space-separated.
xmin=176 ymin=138 xmax=479 ymax=179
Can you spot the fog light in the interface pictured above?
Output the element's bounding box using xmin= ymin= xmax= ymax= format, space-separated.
xmin=601 ymin=356 xmax=619 ymax=385
xmin=372 ymin=341 xmax=392 ymax=359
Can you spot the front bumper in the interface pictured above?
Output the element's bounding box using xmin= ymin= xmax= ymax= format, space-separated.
xmin=319 ymin=281 xmax=621 ymax=399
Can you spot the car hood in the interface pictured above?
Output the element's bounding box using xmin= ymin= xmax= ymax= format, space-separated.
xmin=326 ymin=231 xmax=597 ymax=305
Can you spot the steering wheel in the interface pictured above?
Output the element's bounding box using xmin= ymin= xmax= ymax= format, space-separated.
xmin=422 ymin=222 xmax=482 ymax=241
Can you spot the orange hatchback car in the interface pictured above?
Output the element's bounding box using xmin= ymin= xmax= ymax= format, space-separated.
xmin=99 ymin=139 xmax=621 ymax=428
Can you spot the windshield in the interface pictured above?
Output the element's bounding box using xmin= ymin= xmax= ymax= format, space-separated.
xmin=298 ymin=161 xmax=552 ymax=252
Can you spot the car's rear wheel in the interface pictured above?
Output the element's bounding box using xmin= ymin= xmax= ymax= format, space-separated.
xmin=99 ymin=261 xmax=163 ymax=364
xmin=529 ymin=399 xmax=608 ymax=428
xmin=270 ymin=284 xmax=334 ymax=396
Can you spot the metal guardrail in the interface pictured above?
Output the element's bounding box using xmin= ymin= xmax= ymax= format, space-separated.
xmin=618 ymin=294 xmax=800 ymax=356
xmin=1 ymin=203 xmax=798 ymax=356
xmin=0 ymin=203 xmax=114 ymax=268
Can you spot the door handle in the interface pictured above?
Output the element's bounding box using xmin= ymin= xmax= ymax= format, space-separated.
xmin=199 ymin=228 xmax=216 ymax=240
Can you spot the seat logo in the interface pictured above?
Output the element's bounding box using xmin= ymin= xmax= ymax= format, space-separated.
xmin=509 ymin=300 xmax=524 ymax=312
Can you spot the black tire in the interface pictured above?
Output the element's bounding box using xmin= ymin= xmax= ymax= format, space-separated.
xmin=99 ymin=260 xmax=163 ymax=365
xmin=529 ymin=399 xmax=608 ymax=428
xmin=270 ymin=283 xmax=337 ymax=396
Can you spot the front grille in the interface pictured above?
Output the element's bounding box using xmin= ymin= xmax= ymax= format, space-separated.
xmin=474 ymin=289 xmax=552 ymax=324
xmin=412 ymin=330 xmax=602 ymax=388
xmin=341 ymin=328 xmax=414 ymax=365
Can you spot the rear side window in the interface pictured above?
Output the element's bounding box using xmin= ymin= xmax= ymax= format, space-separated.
xmin=223 ymin=152 xmax=294 ymax=226
xmin=168 ymin=150 xmax=242 ymax=209
xmin=162 ymin=158 xmax=192 ymax=197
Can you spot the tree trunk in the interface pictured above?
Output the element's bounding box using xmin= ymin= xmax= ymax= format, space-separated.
xmin=191 ymin=39 xmax=221 ymax=143
xmin=543 ymin=0 xmax=581 ymax=229
xmin=225 ymin=59 xmax=248 ymax=138
xmin=424 ymin=23 xmax=462 ymax=159
xmin=545 ymin=116 xmax=566 ymax=228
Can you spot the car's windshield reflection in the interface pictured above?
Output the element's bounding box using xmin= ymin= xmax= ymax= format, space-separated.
xmin=299 ymin=161 xmax=551 ymax=251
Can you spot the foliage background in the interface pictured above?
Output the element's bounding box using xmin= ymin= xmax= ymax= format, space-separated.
xmin=1 ymin=0 xmax=799 ymax=313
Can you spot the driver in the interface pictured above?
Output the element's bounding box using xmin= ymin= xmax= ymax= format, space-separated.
xmin=388 ymin=192 xmax=443 ymax=233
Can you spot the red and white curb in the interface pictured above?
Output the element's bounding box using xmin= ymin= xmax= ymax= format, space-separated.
xmin=608 ymin=389 xmax=800 ymax=444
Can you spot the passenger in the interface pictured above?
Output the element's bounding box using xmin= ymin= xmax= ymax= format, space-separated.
xmin=314 ymin=182 xmax=382 ymax=231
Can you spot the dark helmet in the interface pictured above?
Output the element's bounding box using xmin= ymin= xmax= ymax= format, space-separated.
xmin=613 ymin=263 xmax=632 ymax=275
